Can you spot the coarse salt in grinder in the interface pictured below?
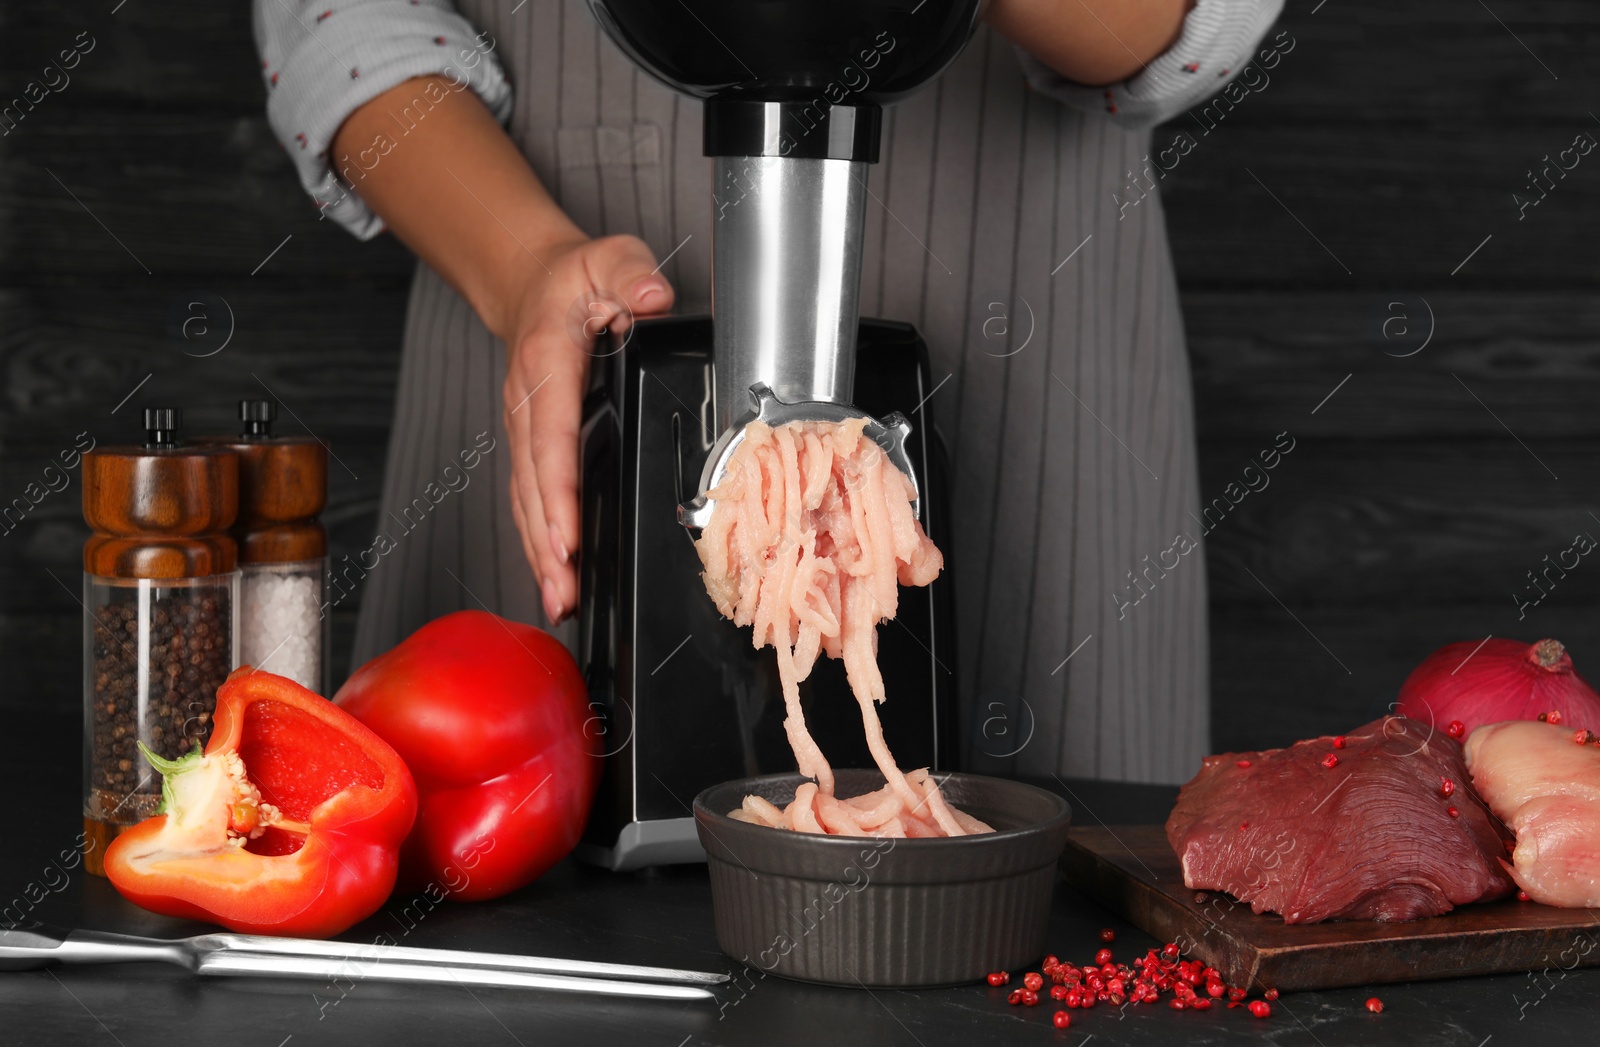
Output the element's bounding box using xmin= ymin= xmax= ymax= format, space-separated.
xmin=81 ymin=407 xmax=241 ymax=873
xmin=204 ymin=399 xmax=330 ymax=694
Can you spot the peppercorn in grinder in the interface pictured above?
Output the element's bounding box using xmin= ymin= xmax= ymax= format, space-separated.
xmin=575 ymin=0 xmax=984 ymax=869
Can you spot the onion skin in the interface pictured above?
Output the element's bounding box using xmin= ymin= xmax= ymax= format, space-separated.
xmin=1396 ymin=638 xmax=1600 ymax=737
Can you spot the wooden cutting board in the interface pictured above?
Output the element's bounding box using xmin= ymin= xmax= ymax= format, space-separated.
xmin=1058 ymin=825 xmax=1600 ymax=991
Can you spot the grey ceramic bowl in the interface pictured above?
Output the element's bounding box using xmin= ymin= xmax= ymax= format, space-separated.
xmin=693 ymin=770 xmax=1072 ymax=987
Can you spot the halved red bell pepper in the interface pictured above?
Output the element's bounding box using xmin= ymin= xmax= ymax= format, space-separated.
xmin=104 ymin=667 xmax=417 ymax=937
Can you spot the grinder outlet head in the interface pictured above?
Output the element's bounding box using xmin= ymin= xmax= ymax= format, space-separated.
xmin=678 ymin=383 xmax=919 ymax=534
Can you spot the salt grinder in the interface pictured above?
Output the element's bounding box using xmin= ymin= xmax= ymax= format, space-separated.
xmin=204 ymin=399 xmax=330 ymax=694
xmin=81 ymin=407 xmax=241 ymax=874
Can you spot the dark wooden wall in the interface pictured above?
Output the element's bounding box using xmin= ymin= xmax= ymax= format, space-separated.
xmin=1 ymin=4 xmax=414 ymax=703
xmin=1165 ymin=4 xmax=1600 ymax=751
xmin=4 ymin=4 xmax=1598 ymax=764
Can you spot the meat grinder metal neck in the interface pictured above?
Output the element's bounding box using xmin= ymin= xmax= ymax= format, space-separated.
xmin=710 ymin=155 xmax=869 ymax=434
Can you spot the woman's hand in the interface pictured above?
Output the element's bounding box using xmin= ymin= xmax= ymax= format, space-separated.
xmin=329 ymin=76 xmax=675 ymax=626
xmin=497 ymin=235 xmax=674 ymax=624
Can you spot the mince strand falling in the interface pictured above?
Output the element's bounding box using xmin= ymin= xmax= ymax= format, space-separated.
xmin=695 ymin=418 xmax=991 ymax=837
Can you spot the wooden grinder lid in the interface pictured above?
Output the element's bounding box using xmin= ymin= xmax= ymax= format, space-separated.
xmin=198 ymin=400 xmax=329 ymax=564
xmin=81 ymin=408 xmax=239 ymax=578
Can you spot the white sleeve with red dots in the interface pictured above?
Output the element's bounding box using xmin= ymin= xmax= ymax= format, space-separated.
xmin=1012 ymin=0 xmax=1286 ymax=130
xmin=252 ymin=0 xmax=513 ymax=240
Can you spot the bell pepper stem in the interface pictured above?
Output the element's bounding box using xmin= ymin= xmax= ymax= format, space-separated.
xmin=137 ymin=740 xmax=205 ymax=816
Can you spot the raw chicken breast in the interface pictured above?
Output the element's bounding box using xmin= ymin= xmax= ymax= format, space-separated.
xmin=1466 ymin=719 xmax=1600 ymax=907
xmin=696 ymin=418 xmax=990 ymax=838
xmin=1167 ymin=716 xmax=1516 ymax=923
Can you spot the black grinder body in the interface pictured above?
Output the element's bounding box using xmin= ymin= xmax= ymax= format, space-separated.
xmin=575 ymin=316 xmax=958 ymax=869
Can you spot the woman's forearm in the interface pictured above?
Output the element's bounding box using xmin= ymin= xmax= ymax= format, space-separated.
xmin=330 ymin=75 xmax=583 ymax=339
xmin=987 ymin=0 xmax=1193 ymax=86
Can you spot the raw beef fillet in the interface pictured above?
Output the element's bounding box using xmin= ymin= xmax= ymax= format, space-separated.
xmin=1166 ymin=716 xmax=1516 ymax=923
xmin=1466 ymin=720 xmax=1600 ymax=907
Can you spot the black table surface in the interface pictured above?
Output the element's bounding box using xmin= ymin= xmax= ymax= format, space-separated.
xmin=6 ymin=708 xmax=1597 ymax=1046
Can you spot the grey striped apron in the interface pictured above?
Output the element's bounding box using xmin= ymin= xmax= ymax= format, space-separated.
xmin=352 ymin=0 xmax=1210 ymax=784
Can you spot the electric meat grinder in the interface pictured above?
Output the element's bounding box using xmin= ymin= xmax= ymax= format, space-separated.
xmin=575 ymin=0 xmax=986 ymax=870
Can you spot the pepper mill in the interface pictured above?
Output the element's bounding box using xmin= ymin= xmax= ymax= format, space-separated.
xmin=80 ymin=407 xmax=240 ymax=874
xmin=203 ymin=399 xmax=330 ymax=694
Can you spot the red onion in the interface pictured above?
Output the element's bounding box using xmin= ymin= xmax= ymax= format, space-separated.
xmin=1396 ymin=638 xmax=1600 ymax=736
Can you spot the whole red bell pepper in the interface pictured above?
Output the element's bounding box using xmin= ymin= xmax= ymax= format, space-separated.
xmin=335 ymin=610 xmax=600 ymax=902
xmin=104 ymin=668 xmax=417 ymax=937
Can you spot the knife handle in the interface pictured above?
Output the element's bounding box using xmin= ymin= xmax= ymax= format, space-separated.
xmin=0 ymin=926 xmax=66 ymax=970
xmin=0 ymin=926 xmax=190 ymax=971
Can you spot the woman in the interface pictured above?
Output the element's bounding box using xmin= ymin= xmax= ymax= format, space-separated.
xmin=254 ymin=0 xmax=1282 ymax=783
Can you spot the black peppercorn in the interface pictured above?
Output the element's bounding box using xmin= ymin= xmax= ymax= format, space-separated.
xmin=89 ymin=583 xmax=232 ymax=824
